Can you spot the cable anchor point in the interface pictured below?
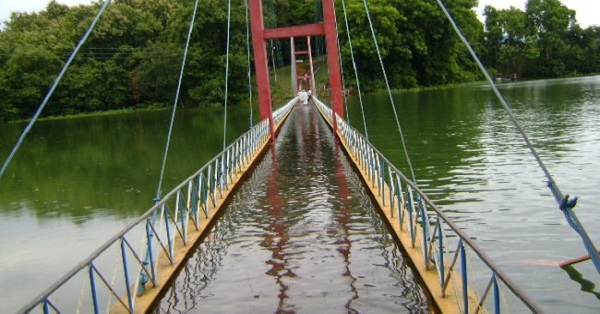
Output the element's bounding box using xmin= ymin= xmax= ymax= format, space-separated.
xmin=560 ymin=194 xmax=578 ymax=211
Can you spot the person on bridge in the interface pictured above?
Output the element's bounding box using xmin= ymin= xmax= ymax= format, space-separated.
xmin=297 ymin=90 xmax=308 ymax=105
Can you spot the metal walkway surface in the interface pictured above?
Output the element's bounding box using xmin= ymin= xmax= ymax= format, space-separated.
xmin=153 ymin=102 xmax=430 ymax=312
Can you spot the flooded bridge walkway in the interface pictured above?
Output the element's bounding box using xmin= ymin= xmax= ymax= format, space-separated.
xmin=154 ymin=103 xmax=430 ymax=313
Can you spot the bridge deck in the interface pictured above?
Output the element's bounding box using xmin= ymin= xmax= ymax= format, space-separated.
xmin=152 ymin=103 xmax=431 ymax=312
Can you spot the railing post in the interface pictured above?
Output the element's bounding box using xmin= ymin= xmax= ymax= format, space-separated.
xmin=146 ymin=221 xmax=157 ymax=283
xmin=43 ymin=299 xmax=50 ymax=314
xmin=397 ymin=178 xmax=404 ymax=226
xmin=119 ymin=239 xmax=134 ymax=312
xmin=461 ymin=243 xmax=468 ymax=314
xmin=179 ymin=192 xmax=188 ymax=244
xmin=164 ymin=207 xmax=174 ymax=261
xmin=190 ymin=180 xmax=199 ymax=228
xmin=437 ymin=215 xmax=445 ymax=288
xmin=493 ymin=273 xmax=500 ymax=314
xmin=407 ymin=189 xmax=415 ymax=246
xmin=381 ymin=160 xmax=386 ymax=205
xmin=419 ymin=198 xmax=430 ymax=268
xmin=89 ymin=264 xmax=100 ymax=314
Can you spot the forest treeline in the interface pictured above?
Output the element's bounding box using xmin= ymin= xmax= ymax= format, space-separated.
xmin=0 ymin=0 xmax=598 ymax=121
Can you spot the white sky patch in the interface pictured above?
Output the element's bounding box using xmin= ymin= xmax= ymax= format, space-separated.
xmin=0 ymin=1 xmax=597 ymax=30
xmin=476 ymin=0 xmax=597 ymax=28
xmin=0 ymin=0 xmax=93 ymax=27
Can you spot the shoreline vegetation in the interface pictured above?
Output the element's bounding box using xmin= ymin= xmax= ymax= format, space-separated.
xmin=1 ymin=0 xmax=598 ymax=122
xmin=11 ymin=71 xmax=600 ymax=124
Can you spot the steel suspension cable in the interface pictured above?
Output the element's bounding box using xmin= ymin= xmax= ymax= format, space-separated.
xmin=361 ymin=0 xmax=416 ymax=183
xmin=155 ymin=0 xmax=200 ymax=201
xmin=0 ymin=0 xmax=113 ymax=180
xmin=334 ymin=35 xmax=350 ymax=125
xmin=434 ymin=0 xmax=600 ymax=274
xmin=341 ymin=0 xmax=369 ymax=140
xmin=245 ymin=0 xmax=254 ymax=129
xmin=223 ymin=0 xmax=232 ymax=150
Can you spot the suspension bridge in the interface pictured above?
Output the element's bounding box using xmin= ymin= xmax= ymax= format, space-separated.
xmin=3 ymin=0 xmax=599 ymax=313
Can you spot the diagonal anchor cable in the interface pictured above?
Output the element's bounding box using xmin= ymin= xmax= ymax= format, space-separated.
xmin=434 ymin=0 xmax=600 ymax=274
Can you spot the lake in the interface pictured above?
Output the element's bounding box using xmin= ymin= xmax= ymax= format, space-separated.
xmin=346 ymin=76 xmax=600 ymax=313
xmin=1 ymin=76 xmax=599 ymax=312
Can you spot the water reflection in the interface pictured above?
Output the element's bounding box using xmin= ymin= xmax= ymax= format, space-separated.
xmin=333 ymin=143 xmax=359 ymax=312
xmin=563 ymin=265 xmax=600 ymax=300
xmin=0 ymin=107 xmax=254 ymax=219
xmin=0 ymin=105 xmax=255 ymax=312
xmin=156 ymin=103 xmax=429 ymax=313
xmin=262 ymin=146 xmax=296 ymax=311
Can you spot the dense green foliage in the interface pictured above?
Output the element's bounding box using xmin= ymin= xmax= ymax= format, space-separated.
xmin=337 ymin=0 xmax=483 ymax=90
xmin=483 ymin=0 xmax=600 ymax=78
xmin=0 ymin=0 xmax=251 ymax=121
xmin=0 ymin=0 xmax=598 ymax=121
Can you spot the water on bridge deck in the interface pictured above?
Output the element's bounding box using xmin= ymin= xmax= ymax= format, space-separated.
xmin=153 ymin=102 xmax=431 ymax=313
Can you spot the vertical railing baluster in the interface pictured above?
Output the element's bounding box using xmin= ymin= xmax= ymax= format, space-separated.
xmin=216 ymin=158 xmax=223 ymax=196
xmin=236 ymin=141 xmax=241 ymax=172
xmin=370 ymin=150 xmax=376 ymax=187
xmin=174 ymin=191 xmax=180 ymax=228
xmin=397 ymin=177 xmax=404 ymax=225
xmin=187 ymin=181 xmax=195 ymax=228
xmin=146 ymin=221 xmax=156 ymax=283
xmin=419 ymin=198 xmax=430 ymax=268
xmin=438 ymin=215 xmax=445 ymax=288
xmin=43 ymin=299 xmax=50 ymax=314
xmin=179 ymin=191 xmax=187 ymax=244
xmin=381 ymin=159 xmax=386 ymax=205
xmin=164 ymin=207 xmax=173 ymax=261
xmin=192 ymin=179 xmax=199 ymax=228
xmin=390 ymin=172 xmax=396 ymax=218
xmin=407 ymin=189 xmax=416 ymax=246
xmin=199 ymin=174 xmax=205 ymax=217
xmin=89 ymin=264 xmax=99 ymax=314
xmin=233 ymin=142 xmax=238 ymax=173
xmin=493 ymin=274 xmax=500 ymax=314
xmin=186 ymin=181 xmax=192 ymax=213
xmin=388 ymin=168 xmax=395 ymax=214
xmin=461 ymin=242 xmax=468 ymax=314
xmin=210 ymin=164 xmax=217 ymax=206
xmin=224 ymin=150 xmax=229 ymax=188
xmin=121 ymin=238 xmax=134 ymax=313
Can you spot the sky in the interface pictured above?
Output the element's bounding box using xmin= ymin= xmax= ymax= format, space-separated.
xmin=0 ymin=0 xmax=598 ymax=29
xmin=477 ymin=0 xmax=598 ymax=28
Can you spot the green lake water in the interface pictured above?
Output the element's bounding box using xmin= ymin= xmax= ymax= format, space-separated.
xmin=1 ymin=76 xmax=600 ymax=312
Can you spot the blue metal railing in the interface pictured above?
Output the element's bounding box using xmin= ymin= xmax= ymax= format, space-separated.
xmin=313 ymin=96 xmax=542 ymax=313
xmin=19 ymin=101 xmax=296 ymax=314
xmin=274 ymin=97 xmax=298 ymax=126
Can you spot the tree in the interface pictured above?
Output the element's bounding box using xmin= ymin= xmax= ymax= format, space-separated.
xmin=337 ymin=0 xmax=411 ymax=90
xmin=581 ymin=26 xmax=600 ymax=73
xmin=4 ymin=45 xmax=63 ymax=118
xmin=526 ymin=0 xmax=576 ymax=76
xmin=482 ymin=0 xmax=598 ymax=78
xmin=484 ymin=6 xmax=539 ymax=78
xmin=338 ymin=0 xmax=482 ymax=88
xmin=130 ymin=43 xmax=182 ymax=104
